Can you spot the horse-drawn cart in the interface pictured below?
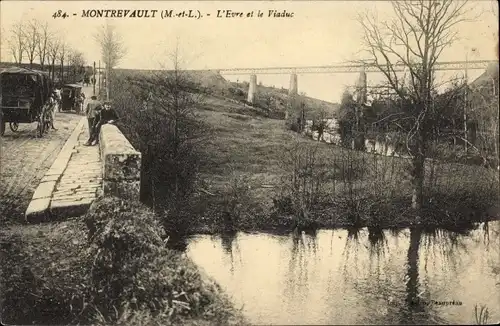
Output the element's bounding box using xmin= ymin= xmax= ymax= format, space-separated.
xmin=0 ymin=67 xmax=53 ymax=137
xmin=61 ymin=84 xmax=83 ymax=113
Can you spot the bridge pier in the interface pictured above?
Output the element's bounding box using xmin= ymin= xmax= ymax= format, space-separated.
xmin=355 ymin=67 xmax=367 ymax=104
xmin=247 ymin=74 xmax=257 ymax=104
xmin=288 ymin=73 xmax=298 ymax=96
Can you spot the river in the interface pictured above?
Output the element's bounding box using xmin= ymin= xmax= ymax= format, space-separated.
xmin=186 ymin=222 xmax=500 ymax=325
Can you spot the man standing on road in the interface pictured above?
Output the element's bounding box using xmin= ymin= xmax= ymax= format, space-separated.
xmin=85 ymin=95 xmax=101 ymax=139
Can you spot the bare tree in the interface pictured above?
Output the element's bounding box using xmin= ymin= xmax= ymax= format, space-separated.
xmin=94 ymin=22 xmax=126 ymax=100
xmin=23 ymin=20 xmax=39 ymax=68
xmin=126 ymin=45 xmax=207 ymax=213
xmin=58 ymin=41 xmax=67 ymax=83
xmin=68 ymin=49 xmax=86 ymax=82
xmin=359 ymin=0 xmax=473 ymax=213
xmin=47 ymin=38 xmax=60 ymax=80
xmin=7 ymin=22 xmax=25 ymax=64
xmin=36 ymin=21 xmax=51 ymax=70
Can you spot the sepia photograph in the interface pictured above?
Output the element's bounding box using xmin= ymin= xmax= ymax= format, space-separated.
xmin=0 ymin=0 xmax=499 ymax=325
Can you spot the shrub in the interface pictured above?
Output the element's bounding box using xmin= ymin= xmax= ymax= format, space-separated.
xmin=219 ymin=172 xmax=254 ymax=232
xmin=111 ymin=70 xmax=210 ymax=235
xmin=84 ymin=196 xmax=245 ymax=325
xmin=273 ymin=141 xmax=333 ymax=228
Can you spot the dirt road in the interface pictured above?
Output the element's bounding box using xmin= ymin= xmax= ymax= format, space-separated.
xmin=0 ymin=113 xmax=83 ymax=224
xmin=0 ymin=86 xmax=94 ymax=225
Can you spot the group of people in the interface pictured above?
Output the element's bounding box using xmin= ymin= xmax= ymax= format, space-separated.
xmin=84 ymin=95 xmax=118 ymax=146
xmin=44 ymin=87 xmax=118 ymax=145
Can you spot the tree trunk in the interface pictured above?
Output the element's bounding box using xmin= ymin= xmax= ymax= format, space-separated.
xmin=411 ymin=152 xmax=425 ymax=211
xmin=60 ymin=61 xmax=64 ymax=83
xmin=105 ymin=66 xmax=110 ymax=100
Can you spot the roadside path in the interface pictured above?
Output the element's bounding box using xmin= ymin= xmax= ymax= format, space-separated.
xmin=25 ymin=86 xmax=102 ymax=222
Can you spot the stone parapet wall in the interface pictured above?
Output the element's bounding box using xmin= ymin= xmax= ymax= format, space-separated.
xmin=99 ymin=124 xmax=141 ymax=200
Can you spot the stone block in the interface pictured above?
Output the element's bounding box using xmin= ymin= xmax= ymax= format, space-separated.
xmin=25 ymin=198 xmax=51 ymax=223
xmin=54 ymin=189 xmax=97 ymax=197
xmin=45 ymin=169 xmax=63 ymax=177
xmin=99 ymin=124 xmax=141 ymax=181
xmin=103 ymin=180 xmax=140 ymax=200
xmin=32 ymin=181 xmax=57 ymax=200
xmin=52 ymin=189 xmax=77 ymax=197
xmin=52 ymin=193 xmax=96 ymax=202
xmin=41 ymin=174 xmax=60 ymax=183
xmin=50 ymin=157 xmax=72 ymax=171
xmin=50 ymin=198 xmax=95 ymax=218
xmin=103 ymin=153 xmax=141 ymax=180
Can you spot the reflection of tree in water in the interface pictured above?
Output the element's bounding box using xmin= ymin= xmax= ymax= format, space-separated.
xmin=338 ymin=224 xmax=484 ymax=324
xmin=341 ymin=227 xmax=363 ymax=282
xmin=365 ymin=227 xmax=393 ymax=298
xmin=420 ymin=227 xmax=473 ymax=279
xmin=367 ymin=227 xmax=389 ymax=265
xmin=483 ymin=221 xmax=500 ymax=287
xmin=399 ymin=226 xmax=478 ymax=325
xmin=399 ymin=227 xmax=426 ymax=323
xmin=284 ymin=229 xmax=318 ymax=300
xmin=221 ymin=231 xmax=235 ymax=274
xmin=165 ymin=232 xmax=188 ymax=251
xmin=341 ymin=226 xmax=444 ymax=324
xmin=220 ymin=231 xmax=242 ymax=275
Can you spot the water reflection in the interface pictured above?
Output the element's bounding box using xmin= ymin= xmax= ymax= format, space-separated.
xmin=220 ymin=231 xmax=240 ymax=274
xmin=400 ymin=227 xmax=426 ymax=324
xmin=165 ymin=232 xmax=188 ymax=251
xmin=186 ymin=222 xmax=500 ymax=325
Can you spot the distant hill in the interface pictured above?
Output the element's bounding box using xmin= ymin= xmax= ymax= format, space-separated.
xmin=114 ymin=68 xmax=340 ymax=120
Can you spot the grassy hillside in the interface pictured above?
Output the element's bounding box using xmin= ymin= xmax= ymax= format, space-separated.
xmin=113 ymin=68 xmax=340 ymax=120
xmin=193 ymin=95 xmax=498 ymax=232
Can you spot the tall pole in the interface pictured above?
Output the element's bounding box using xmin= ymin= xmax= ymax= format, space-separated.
xmin=464 ymin=52 xmax=468 ymax=153
xmin=93 ymin=61 xmax=96 ymax=96
xmin=105 ymin=65 xmax=110 ymax=101
xmin=98 ymin=60 xmax=101 ymax=98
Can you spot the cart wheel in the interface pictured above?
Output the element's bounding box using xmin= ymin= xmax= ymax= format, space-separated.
xmin=9 ymin=122 xmax=19 ymax=132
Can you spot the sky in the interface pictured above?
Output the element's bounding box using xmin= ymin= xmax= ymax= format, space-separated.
xmin=1 ymin=0 xmax=498 ymax=103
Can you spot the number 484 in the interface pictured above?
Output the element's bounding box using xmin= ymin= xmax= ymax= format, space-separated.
xmin=53 ymin=10 xmax=68 ymax=19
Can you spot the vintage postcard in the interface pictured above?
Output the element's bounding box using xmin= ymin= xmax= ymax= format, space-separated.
xmin=0 ymin=0 xmax=499 ymax=325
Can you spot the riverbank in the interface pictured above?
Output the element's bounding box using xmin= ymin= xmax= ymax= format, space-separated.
xmin=109 ymin=71 xmax=499 ymax=236
xmin=0 ymin=197 xmax=247 ymax=325
xmin=181 ymin=105 xmax=500 ymax=235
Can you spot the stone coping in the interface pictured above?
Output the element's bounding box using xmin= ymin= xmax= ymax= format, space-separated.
xmin=99 ymin=124 xmax=141 ymax=199
xmin=99 ymin=124 xmax=139 ymax=155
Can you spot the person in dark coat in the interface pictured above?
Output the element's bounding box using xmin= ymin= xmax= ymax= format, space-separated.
xmin=84 ymin=101 xmax=118 ymax=146
xmin=85 ymin=95 xmax=102 ymax=139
